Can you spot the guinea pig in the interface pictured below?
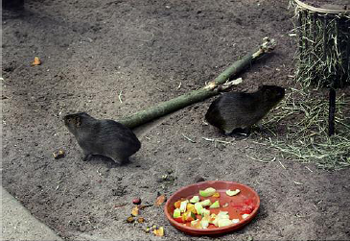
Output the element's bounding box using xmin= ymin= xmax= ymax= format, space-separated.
xmin=205 ymin=85 xmax=285 ymax=136
xmin=64 ymin=112 xmax=141 ymax=164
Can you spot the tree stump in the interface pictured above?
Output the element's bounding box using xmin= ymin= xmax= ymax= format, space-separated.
xmin=294 ymin=0 xmax=350 ymax=88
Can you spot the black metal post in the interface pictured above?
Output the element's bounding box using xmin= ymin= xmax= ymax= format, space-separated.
xmin=328 ymin=88 xmax=336 ymax=136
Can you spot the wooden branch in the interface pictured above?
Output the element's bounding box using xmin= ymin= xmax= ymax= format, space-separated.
xmin=118 ymin=38 xmax=276 ymax=129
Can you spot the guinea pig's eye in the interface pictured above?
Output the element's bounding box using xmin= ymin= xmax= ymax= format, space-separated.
xmin=75 ymin=117 xmax=82 ymax=127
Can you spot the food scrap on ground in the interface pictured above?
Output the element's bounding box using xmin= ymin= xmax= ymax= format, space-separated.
xmin=53 ymin=149 xmax=65 ymax=159
xmin=137 ymin=217 xmax=145 ymax=223
xmin=31 ymin=56 xmax=41 ymax=66
xmin=131 ymin=206 xmax=139 ymax=217
xmin=155 ymin=194 xmax=166 ymax=206
xmin=132 ymin=198 xmax=142 ymax=205
xmin=126 ymin=216 xmax=135 ymax=223
xmin=153 ymin=226 xmax=164 ymax=237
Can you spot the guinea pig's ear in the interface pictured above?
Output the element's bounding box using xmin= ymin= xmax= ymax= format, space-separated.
xmin=75 ymin=116 xmax=82 ymax=127
xmin=263 ymin=88 xmax=272 ymax=98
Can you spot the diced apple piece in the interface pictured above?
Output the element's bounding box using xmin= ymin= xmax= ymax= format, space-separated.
xmin=226 ymin=189 xmax=241 ymax=196
xmin=194 ymin=203 xmax=203 ymax=215
xmin=200 ymin=214 xmax=210 ymax=229
xmin=199 ymin=199 xmax=211 ymax=207
xmin=183 ymin=211 xmax=196 ymax=222
xmin=189 ymin=196 xmax=200 ymax=203
xmin=199 ymin=187 xmax=216 ymax=197
xmin=217 ymin=211 xmax=229 ymax=219
xmin=242 ymin=213 xmax=250 ymax=219
xmin=179 ymin=200 xmax=188 ymax=212
xmin=191 ymin=219 xmax=201 ymax=229
xmin=201 ymin=208 xmax=210 ymax=216
xmin=173 ymin=208 xmax=181 ymax=218
xmin=218 ymin=218 xmax=233 ymax=227
xmin=232 ymin=219 xmax=240 ymax=224
xmin=200 ymin=219 xmax=209 ymax=229
xmin=209 ymin=200 xmax=220 ymax=209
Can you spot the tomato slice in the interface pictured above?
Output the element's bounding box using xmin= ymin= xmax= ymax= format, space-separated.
xmin=173 ymin=217 xmax=184 ymax=223
xmin=231 ymin=199 xmax=255 ymax=215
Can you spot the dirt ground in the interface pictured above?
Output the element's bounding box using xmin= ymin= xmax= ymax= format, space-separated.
xmin=2 ymin=0 xmax=350 ymax=240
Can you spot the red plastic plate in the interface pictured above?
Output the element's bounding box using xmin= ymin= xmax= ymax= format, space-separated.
xmin=164 ymin=180 xmax=260 ymax=236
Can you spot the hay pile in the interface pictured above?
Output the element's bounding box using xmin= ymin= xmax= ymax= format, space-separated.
xmin=293 ymin=0 xmax=350 ymax=88
xmin=257 ymin=88 xmax=350 ymax=170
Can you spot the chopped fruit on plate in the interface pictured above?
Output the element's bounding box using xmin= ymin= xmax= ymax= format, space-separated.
xmin=201 ymin=208 xmax=210 ymax=216
xmin=179 ymin=200 xmax=188 ymax=212
xmin=189 ymin=196 xmax=200 ymax=203
xmin=199 ymin=187 xmax=216 ymax=197
xmin=173 ymin=208 xmax=181 ymax=218
xmin=226 ymin=189 xmax=241 ymax=196
xmin=171 ymin=192 xmax=254 ymax=229
xmin=212 ymin=192 xmax=220 ymax=198
xmin=199 ymin=199 xmax=211 ymax=207
xmin=186 ymin=203 xmax=196 ymax=213
xmin=195 ymin=202 xmax=204 ymax=215
xmin=232 ymin=219 xmax=240 ymax=224
xmin=209 ymin=200 xmax=220 ymax=209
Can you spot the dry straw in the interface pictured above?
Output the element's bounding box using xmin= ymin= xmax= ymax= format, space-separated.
xmin=257 ymin=88 xmax=349 ymax=170
xmin=292 ymin=0 xmax=350 ymax=88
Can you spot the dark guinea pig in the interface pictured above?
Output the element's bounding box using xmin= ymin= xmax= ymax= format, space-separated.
xmin=2 ymin=0 xmax=24 ymax=10
xmin=205 ymin=85 xmax=285 ymax=136
xmin=64 ymin=112 xmax=141 ymax=164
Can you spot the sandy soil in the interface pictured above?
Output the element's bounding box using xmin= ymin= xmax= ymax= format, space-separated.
xmin=2 ymin=0 xmax=350 ymax=240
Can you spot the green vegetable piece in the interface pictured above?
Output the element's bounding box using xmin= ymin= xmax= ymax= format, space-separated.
xmin=209 ymin=200 xmax=220 ymax=209
xmin=194 ymin=203 xmax=203 ymax=215
xmin=218 ymin=218 xmax=233 ymax=227
xmin=179 ymin=200 xmax=188 ymax=212
xmin=189 ymin=195 xmax=200 ymax=203
xmin=173 ymin=208 xmax=181 ymax=218
xmin=226 ymin=189 xmax=241 ymax=196
xmin=199 ymin=187 xmax=216 ymax=197
xmin=201 ymin=208 xmax=210 ymax=217
xmin=200 ymin=219 xmax=209 ymax=229
xmin=199 ymin=199 xmax=211 ymax=207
